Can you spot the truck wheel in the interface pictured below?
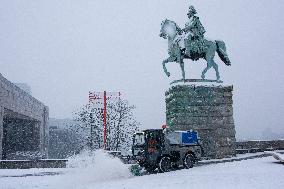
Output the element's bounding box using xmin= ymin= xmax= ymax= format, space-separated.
xmin=158 ymin=156 xmax=172 ymax=173
xmin=183 ymin=153 xmax=195 ymax=169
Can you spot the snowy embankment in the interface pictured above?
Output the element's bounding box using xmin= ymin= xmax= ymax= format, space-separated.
xmin=1 ymin=150 xmax=284 ymax=189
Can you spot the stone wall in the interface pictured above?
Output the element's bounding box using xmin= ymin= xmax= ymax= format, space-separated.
xmin=0 ymin=159 xmax=67 ymax=169
xmin=165 ymin=84 xmax=236 ymax=159
xmin=0 ymin=73 xmax=49 ymax=159
xmin=0 ymin=107 xmax=3 ymax=159
xmin=236 ymin=140 xmax=284 ymax=153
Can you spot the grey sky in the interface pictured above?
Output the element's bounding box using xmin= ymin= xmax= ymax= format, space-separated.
xmin=1 ymin=0 xmax=284 ymax=139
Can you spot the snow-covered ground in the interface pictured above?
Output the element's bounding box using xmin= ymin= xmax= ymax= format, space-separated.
xmin=0 ymin=150 xmax=284 ymax=189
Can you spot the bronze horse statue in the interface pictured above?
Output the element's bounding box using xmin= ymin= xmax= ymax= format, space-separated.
xmin=159 ymin=19 xmax=231 ymax=82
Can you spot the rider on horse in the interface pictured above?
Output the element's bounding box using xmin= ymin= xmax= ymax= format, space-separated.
xmin=183 ymin=6 xmax=206 ymax=60
xmin=159 ymin=5 xmax=231 ymax=82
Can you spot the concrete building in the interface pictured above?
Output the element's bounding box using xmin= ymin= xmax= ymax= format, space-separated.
xmin=48 ymin=118 xmax=82 ymax=159
xmin=14 ymin=83 xmax=32 ymax=95
xmin=0 ymin=73 xmax=49 ymax=160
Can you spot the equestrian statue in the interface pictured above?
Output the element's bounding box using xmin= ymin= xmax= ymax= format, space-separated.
xmin=159 ymin=6 xmax=231 ymax=83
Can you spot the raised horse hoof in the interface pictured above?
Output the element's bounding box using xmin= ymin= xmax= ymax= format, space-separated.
xmin=201 ymin=75 xmax=205 ymax=80
xmin=166 ymin=72 xmax=171 ymax=77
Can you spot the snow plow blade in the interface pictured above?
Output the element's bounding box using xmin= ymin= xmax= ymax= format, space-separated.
xmin=130 ymin=164 xmax=142 ymax=176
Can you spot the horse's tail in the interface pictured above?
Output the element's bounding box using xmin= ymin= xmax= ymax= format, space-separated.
xmin=215 ymin=40 xmax=231 ymax=66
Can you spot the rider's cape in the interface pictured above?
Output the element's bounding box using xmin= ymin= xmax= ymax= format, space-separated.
xmin=184 ymin=16 xmax=206 ymax=59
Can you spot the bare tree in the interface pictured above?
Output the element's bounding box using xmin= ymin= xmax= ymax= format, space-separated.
xmin=106 ymin=100 xmax=140 ymax=151
xmin=72 ymin=99 xmax=140 ymax=152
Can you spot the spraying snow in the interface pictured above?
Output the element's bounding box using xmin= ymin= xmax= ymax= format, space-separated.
xmin=66 ymin=150 xmax=131 ymax=184
xmin=46 ymin=150 xmax=133 ymax=189
xmin=67 ymin=150 xmax=132 ymax=180
xmin=0 ymin=150 xmax=133 ymax=189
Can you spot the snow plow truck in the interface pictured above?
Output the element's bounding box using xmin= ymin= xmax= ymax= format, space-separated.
xmin=131 ymin=127 xmax=203 ymax=174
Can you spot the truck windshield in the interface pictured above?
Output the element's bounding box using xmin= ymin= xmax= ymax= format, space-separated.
xmin=134 ymin=133 xmax=145 ymax=145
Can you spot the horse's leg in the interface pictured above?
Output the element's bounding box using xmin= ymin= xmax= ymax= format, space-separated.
xmin=179 ymin=60 xmax=185 ymax=80
xmin=201 ymin=62 xmax=212 ymax=79
xmin=162 ymin=56 xmax=176 ymax=77
xmin=175 ymin=47 xmax=185 ymax=80
xmin=204 ymin=44 xmax=220 ymax=80
xmin=206 ymin=58 xmax=220 ymax=80
xmin=212 ymin=60 xmax=220 ymax=80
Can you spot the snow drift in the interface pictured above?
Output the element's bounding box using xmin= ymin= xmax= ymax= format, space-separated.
xmin=50 ymin=150 xmax=132 ymax=189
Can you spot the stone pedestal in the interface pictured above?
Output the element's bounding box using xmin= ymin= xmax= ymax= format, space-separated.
xmin=165 ymin=84 xmax=236 ymax=159
xmin=0 ymin=106 xmax=3 ymax=159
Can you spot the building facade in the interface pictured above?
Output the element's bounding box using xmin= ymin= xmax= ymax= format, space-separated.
xmin=0 ymin=73 xmax=49 ymax=160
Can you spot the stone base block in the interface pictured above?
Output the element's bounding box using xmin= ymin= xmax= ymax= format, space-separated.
xmin=166 ymin=84 xmax=236 ymax=159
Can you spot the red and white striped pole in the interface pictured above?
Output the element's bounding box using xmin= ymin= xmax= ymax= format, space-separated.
xmin=89 ymin=91 xmax=121 ymax=150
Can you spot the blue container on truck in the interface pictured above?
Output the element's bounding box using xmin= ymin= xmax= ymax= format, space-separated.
xmin=181 ymin=131 xmax=198 ymax=144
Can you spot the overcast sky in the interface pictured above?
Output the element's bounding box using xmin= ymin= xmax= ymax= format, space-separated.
xmin=1 ymin=0 xmax=284 ymax=139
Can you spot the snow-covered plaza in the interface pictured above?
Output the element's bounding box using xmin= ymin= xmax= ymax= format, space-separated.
xmin=1 ymin=151 xmax=283 ymax=189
